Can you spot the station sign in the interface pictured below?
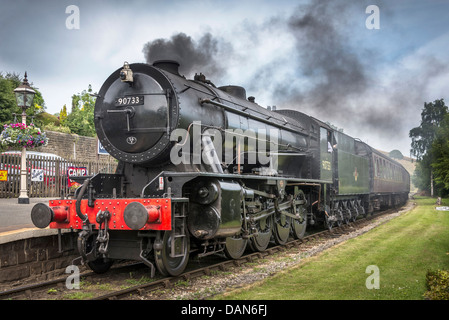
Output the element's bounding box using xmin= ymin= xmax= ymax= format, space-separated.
xmin=31 ymin=169 xmax=44 ymax=182
xmin=67 ymin=166 xmax=87 ymax=187
xmin=98 ymin=140 xmax=109 ymax=155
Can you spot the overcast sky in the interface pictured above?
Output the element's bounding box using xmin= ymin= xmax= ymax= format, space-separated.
xmin=1 ymin=0 xmax=448 ymax=156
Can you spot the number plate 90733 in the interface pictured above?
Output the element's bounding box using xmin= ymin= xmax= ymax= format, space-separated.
xmin=115 ymin=95 xmax=144 ymax=106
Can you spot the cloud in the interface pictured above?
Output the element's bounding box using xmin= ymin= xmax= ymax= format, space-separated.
xmin=134 ymin=0 xmax=449 ymax=155
xmin=1 ymin=0 xmax=448 ymax=156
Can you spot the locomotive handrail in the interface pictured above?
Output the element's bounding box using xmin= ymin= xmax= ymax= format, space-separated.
xmin=188 ymin=122 xmax=304 ymax=152
xmin=159 ymin=170 xmax=333 ymax=184
xmin=188 ymin=83 xmax=298 ymax=128
xmin=107 ymin=108 xmax=134 ymax=131
xmin=185 ymin=84 xmax=293 ymax=128
xmin=199 ymin=98 xmax=306 ymax=134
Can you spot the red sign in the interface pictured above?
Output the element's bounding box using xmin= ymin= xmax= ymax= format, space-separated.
xmin=67 ymin=166 xmax=87 ymax=187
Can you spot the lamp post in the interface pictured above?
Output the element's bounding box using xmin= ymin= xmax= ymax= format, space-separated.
xmin=13 ymin=72 xmax=35 ymax=204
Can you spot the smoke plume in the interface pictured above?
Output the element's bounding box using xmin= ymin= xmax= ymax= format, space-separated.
xmin=142 ymin=32 xmax=232 ymax=79
xmin=141 ymin=1 xmax=448 ymax=153
xmin=277 ymin=1 xmax=370 ymax=124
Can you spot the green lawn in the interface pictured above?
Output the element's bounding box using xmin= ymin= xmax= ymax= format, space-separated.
xmin=214 ymin=197 xmax=449 ymax=300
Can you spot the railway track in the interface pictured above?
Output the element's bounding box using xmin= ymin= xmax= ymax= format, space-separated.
xmin=0 ymin=202 xmax=414 ymax=300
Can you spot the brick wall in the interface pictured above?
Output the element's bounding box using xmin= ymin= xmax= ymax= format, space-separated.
xmin=0 ymin=231 xmax=83 ymax=284
xmin=35 ymin=131 xmax=113 ymax=162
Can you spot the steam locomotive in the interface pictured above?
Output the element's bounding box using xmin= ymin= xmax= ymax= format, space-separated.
xmin=31 ymin=61 xmax=410 ymax=276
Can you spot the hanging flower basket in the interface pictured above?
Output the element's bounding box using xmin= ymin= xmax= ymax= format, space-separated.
xmin=0 ymin=123 xmax=48 ymax=149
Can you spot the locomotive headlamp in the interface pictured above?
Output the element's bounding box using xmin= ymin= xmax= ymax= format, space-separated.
xmin=120 ymin=61 xmax=133 ymax=83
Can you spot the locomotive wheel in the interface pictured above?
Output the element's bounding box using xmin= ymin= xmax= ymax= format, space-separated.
xmin=273 ymin=213 xmax=291 ymax=245
xmin=224 ymin=236 xmax=247 ymax=259
xmin=87 ymin=258 xmax=114 ymax=274
xmin=249 ymin=216 xmax=272 ymax=252
xmin=325 ymin=215 xmax=334 ymax=231
xmin=291 ymin=190 xmax=307 ymax=239
xmin=344 ymin=208 xmax=351 ymax=225
xmin=336 ymin=209 xmax=343 ymax=227
xmin=154 ymin=229 xmax=190 ymax=277
xmin=359 ymin=204 xmax=366 ymax=218
xmin=292 ymin=213 xmax=307 ymax=239
xmin=351 ymin=205 xmax=359 ymax=222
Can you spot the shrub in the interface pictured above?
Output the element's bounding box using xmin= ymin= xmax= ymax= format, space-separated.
xmin=424 ymin=269 xmax=449 ymax=300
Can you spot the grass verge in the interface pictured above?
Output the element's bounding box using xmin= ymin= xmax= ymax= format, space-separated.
xmin=214 ymin=197 xmax=449 ymax=300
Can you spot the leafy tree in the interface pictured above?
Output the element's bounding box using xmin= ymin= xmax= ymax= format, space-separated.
xmin=65 ymin=85 xmax=97 ymax=137
xmin=59 ymin=104 xmax=68 ymax=124
xmin=409 ymin=99 xmax=448 ymax=160
xmin=0 ymin=73 xmax=24 ymax=125
xmin=0 ymin=72 xmax=46 ymax=127
xmin=0 ymin=72 xmax=46 ymax=152
xmin=409 ymin=99 xmax=448 ymax=196
xmin=389 ymin=149 xmax=403 ymax=160
xmin=412 ymin=157 xmax=432 ymax=192
xmin=430 ymin=113 xmax=449 ymax=196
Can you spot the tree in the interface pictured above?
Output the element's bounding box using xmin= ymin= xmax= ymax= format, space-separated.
xmin=409 ymin=99 xmax=448 ymax=160
xmin=65 ymin=85 xmax=97 ymax=137
xmin=0 ymin=72 xmax=47 ymax=152
xmin=389 ymin=149 xmax=403 ymax=160
xmin=412 ymin=157 xmax=432 ymax=193
xmin=430 ymin=113 xmax=449 ymax=196
xmin=0 ymin=72 xmax=20 ymax=125
xmin=0 ymin=72 xmax=46 ymax=127
xmin=409 ymin=99 xmax=448 ymax=196
xmin=59 ymin=104 xmax=68 ymax=124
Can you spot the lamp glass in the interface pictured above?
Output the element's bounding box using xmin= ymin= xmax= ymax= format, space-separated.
xmin=14 ymin=91 xmax=25 ymax=107
xmin=14 ymin=89 xmax=35 ymax=109
xmin=24 ymin=92 xmax=34 ymax=107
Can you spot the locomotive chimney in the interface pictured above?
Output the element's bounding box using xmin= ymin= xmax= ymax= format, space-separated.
xmin=153 ymin=60 xmax=180 ymax=75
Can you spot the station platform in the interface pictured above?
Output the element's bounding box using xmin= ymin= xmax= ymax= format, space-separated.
xmin=0 ymin=197 xmax=56 ymax=244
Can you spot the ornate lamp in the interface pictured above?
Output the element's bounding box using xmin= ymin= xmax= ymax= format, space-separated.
xmin=14 ymin=72 xmax=36 ymax=204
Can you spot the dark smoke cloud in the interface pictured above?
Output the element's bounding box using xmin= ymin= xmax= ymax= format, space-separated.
xmin=140 ymin=1 xmax=447 ymax=153
xmin=277 ymin=1 xmax=370 ymax=122
xmin=142 ymin=32 xmax=233 ymax=79
xmin=141 ymin=1 xmax=373 ymax=129
xmin=247 ymin=0 xmax=447 ymax=151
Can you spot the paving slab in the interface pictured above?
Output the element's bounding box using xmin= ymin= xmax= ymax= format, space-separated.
xmin=0 ymin=197 xmax=55 ymax=241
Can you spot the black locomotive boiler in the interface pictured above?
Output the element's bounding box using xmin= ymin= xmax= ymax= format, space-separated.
xmin=31 ymin=61 xmax=410 ymax=276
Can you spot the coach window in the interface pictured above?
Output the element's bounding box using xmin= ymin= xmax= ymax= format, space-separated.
xmin=375 ymin=157 xmax=380 ymax=177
